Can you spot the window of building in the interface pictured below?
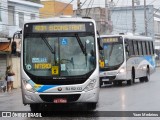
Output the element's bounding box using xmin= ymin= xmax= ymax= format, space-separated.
xmin=19 ymin=12 xmax=24 ymax=28
xmin=0 ymin=3 xmax=2 ymax=21
xmin=8 ymin=6 xmax=15 ymax=25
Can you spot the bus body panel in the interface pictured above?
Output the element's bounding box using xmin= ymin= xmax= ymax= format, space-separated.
xmin=21 ymin=17 xmax=100 ymax=106
xmin=99 ymin=34 xmax=156 ymax=84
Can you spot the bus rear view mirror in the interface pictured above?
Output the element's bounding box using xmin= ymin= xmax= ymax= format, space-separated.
xmin=12 ymin=30 xmax=22 ymax=54
xmin=97 ymin=38 xmax=103 ymax=50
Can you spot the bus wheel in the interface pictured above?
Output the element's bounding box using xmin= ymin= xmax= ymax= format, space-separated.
xmin=113 ymin=81 xmax=118 ymax=86
xmin=139 ymin=77 xmax=145 ymax=82
xmin=127 ymin=71 xmax=134 ymax=85
xmin=99 ymin=79 xmax=103 ymax=88
xmin=144 ymin=67 xmax=150 ymax=82
xmin=117 ymin=81 xmax=122 ymax=86
xmin=87 ymin=102 xmax=97 ymax=110
xmin=127 ymin=80 xmax=132 ymax=85
xmin=30 ymin=104 xmax=40 ymax=112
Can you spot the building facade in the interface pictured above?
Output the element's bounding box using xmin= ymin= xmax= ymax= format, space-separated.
xmin=74 ymin=7 xmax=107 ymax=34
xmin=0 ymin=0 xmax=43 ymax=88
xmin=40 ymin=0 xmax=73 ymax=18
xmin=111 ymin=5 xmax=160 ymax=58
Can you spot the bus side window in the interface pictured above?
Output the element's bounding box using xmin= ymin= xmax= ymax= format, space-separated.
xmin=146 ymin=41 xmax=150 ymax=55
xmin=149 ymin=41 xmax=153 ymax=55
xmin=129 ymin=40 xmax=134 ymax=56
xmin=138 ymin=41 xmax=142 ymax=55
xmin=125 ymin=40 xmax=130 ymax=57
xmin=133 ymin=40 xmax=138 ymax=55
xmin=141 ymin=41 xmax=144 ymax=55
xmin=142 ymin=41 xmax=146 ymax=55
xmin=152 ymin=41 xmax=155 ymax=54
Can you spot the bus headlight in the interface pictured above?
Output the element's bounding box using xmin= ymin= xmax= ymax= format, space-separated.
xmin=119 ymin=67 xmax=125 ymax=73
xmin=84 ymin=79 xmax=96 ymax=92
xmin=23 ymin=80 xmax=36 ymax=92
xmin=26 ymin=83 xmax=32 ymax=90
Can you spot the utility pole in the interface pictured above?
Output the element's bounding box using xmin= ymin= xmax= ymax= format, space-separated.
xmin=144 ymin=0 xmax=147 ymax=36
xmin=77 ymin=0 xmax=81 ymax=16
xmin=132 ymin=0 xmax=136 ymax=34
xmin=105 ymin=0 xmax=109 ymax=20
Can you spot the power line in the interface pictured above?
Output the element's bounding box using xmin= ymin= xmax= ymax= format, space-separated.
xmin=147 ymin=6 xmax=160 ymax=22
xmin=148 ymin=0 xmax=158 ymax=5
xmin=55 ymin=0 xmax=74 ymax=16
xmin=85 ymin=0 xmax=93 ymax=16
xmin=86 ymin=0 xmax=94 ymax=17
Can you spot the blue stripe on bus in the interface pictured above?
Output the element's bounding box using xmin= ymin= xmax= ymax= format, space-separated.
xmin=37 ymin=85 xmax=58 ymax=92
xmin=28 ymin=80 xmax=59 ymax=92
xmin=143 ymin=56 xmax=155 ymax=66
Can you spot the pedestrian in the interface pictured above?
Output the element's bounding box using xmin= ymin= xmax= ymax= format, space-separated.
xmin=6 ymin=65 xmax=15 ymax=92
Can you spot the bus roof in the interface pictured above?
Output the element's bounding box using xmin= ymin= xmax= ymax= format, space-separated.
xmin=100 ymin=34 xmax=153 ymax=41
xmin=25 ymin=16 xmax=96 ymax=24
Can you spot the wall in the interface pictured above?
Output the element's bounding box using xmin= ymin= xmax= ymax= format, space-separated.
xmin=8 ymin=1 xmax=42 ymax=37
xmin=0 ymin=0 xmax=9 ymax=37
xmin=111 ymin=5 xmax=154 ymax=38
xmin=40 ymin=0 xmax=73 ymax=18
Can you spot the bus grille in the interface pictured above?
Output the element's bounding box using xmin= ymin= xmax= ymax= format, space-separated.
xmin=39 ymin=94 xmax=81 ymax=103
xmin=100 ymin=76 xmax=116 ymax=80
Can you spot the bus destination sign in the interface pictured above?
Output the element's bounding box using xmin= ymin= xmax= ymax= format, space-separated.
xmin=102 ymin=38 xmax=119 ymax=43
xmin=32 ymin=24 xmax=86 ymax=33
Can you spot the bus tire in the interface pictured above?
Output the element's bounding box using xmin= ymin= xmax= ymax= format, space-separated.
xmin=139 ymin=77 xmax=145 ymax=82
xmin=127 ymin=80 xmax=132 ymax=85
xmin=99 ymin=79 xmax=102 ymax=88
xmin=113 ymin=81 xmax=118 ymax=86
xmin=117 ymin=81 xmax=122 ymax=86
xmin=132 ymin=69 xmax=135 ymax=83
xmin=127 ymin=70 xmax=135 ymax=85
xmin=87 ymin=102 xmax=97 ymax=110
xmin=144 ymin=67 xmax=150 ymax=82
xmin=30 ymin=104 xmax=40 ymax=112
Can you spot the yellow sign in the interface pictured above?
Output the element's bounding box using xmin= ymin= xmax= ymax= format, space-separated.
xmin=103 ymin=38 xmax=118 ymax=43
xmin=99 ymin=60 xmax=105 ymax=68
xmin=52 ymin=66 xmax=59 ymax=75
xmin=33 ymin=24 xmax=86 ymax=33
xmin=34 ymin=63 xmax=51 ymax=69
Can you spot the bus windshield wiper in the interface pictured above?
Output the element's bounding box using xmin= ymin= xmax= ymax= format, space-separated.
xmin=40 ymin=35 xmax=55 ymax=54
xmin=75 ymin=34 xmax=86 ymax=55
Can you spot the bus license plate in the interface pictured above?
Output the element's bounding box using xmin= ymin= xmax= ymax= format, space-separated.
xmin=53 ymin=98 xmax=67 ymax=103
xmin=102 ymin=78 xmax=109 ymax=81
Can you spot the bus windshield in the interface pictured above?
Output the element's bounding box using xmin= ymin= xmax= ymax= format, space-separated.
xmin=24 ymin=33 xmax=96 ymax=77
xmin=100 ymin=37 xmax=124 ymax=67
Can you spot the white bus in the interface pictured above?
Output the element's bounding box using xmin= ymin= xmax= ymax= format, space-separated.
xmin=99 ymin=34 xmax=156 ymax=87
xmin=15 ymin=17 xmax=100 ymax=111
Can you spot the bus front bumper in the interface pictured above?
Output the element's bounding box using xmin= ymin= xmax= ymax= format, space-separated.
xmin=22 ymin=87 xmax=99 ymax=104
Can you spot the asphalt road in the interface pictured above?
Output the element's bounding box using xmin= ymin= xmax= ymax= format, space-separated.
xmin=0 ymin=68 xmax=160 ymax=120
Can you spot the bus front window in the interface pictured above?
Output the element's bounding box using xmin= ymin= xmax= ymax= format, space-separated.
xmin=103 ymin=42 xmax=124 ymax=67
xmin=24 ymin=34 xmax=96 ymax=77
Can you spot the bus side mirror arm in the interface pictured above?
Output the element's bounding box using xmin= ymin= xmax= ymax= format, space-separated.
xmin=97 ymin=31 xmax=103 ymax=50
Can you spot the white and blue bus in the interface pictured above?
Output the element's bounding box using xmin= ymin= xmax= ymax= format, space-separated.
xmin=17 ymin=17 xmax=100 ymax=111
xmin=99 ymin=34 xmax=156 ymax=87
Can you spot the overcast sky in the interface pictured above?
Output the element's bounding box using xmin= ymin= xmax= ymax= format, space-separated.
xmin=58 ymin=0 xmax=160 ymax=9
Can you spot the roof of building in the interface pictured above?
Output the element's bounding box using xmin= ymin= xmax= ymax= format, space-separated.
xmin=8 ymin=0 xmax=43 ymax=8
